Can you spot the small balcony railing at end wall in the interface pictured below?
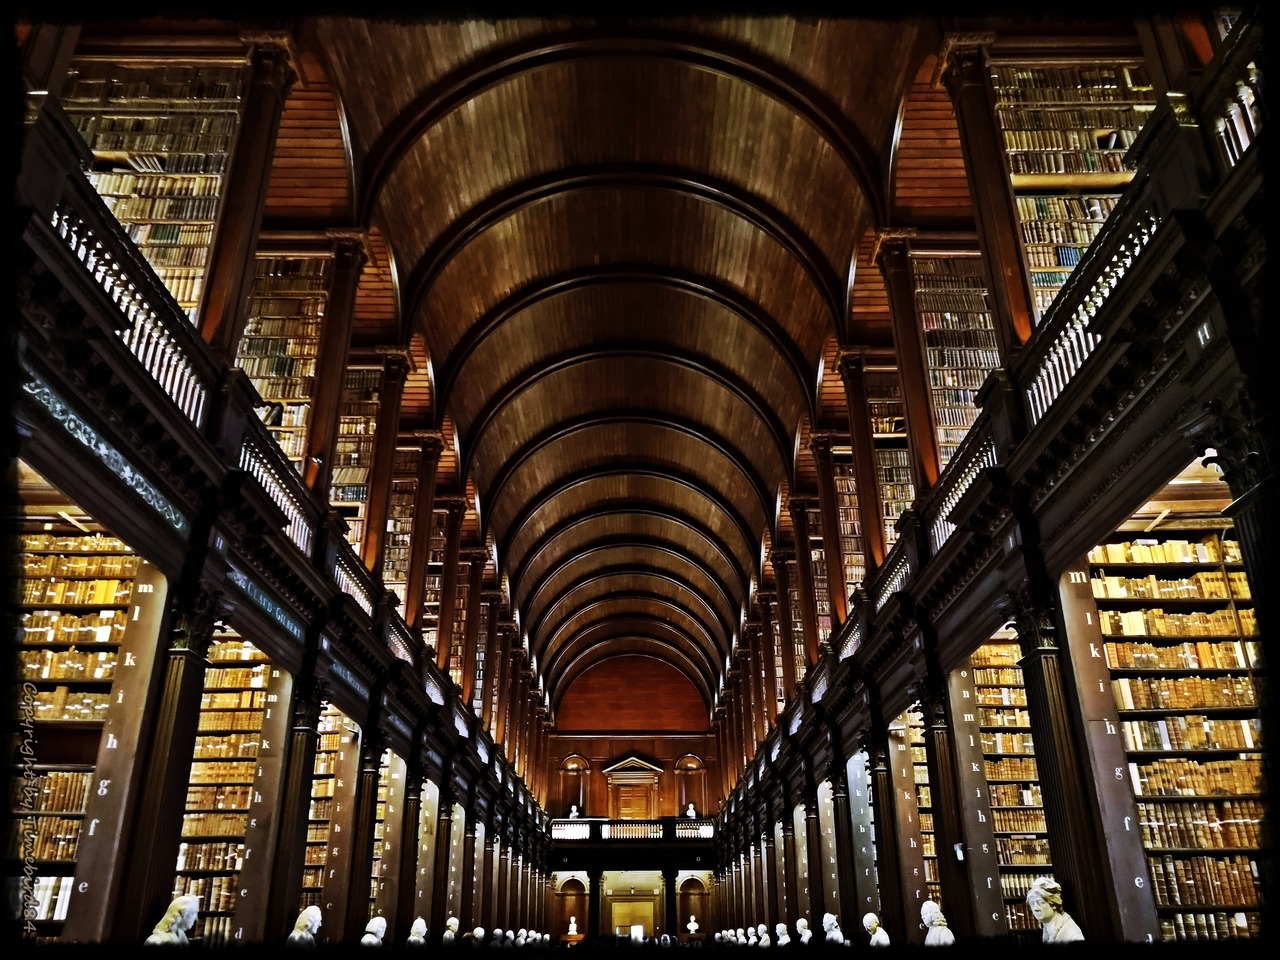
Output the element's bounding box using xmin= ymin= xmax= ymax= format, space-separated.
xmin=550 ymin=818 xmax=716 ymax=841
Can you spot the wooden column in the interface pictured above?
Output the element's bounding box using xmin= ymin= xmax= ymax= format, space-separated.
xmin=394 ymin=763 xmax=425 ymax=942
xmin=748 ymin=624 xmax=768 ymax=742
xmin=938 ymin=33 xmax=1035 ymax=352
xmin=492 ymin=622 xmax=513 ymax=745
xmin=458 ymin=548 xmax=487 ymax=705
xmin=266 ymin=682 xmax=324 ymax=938
xmin=459 ymin=816 xmax=478 ymax=927
xmin=771 ymin=554 xmax=799 ymax=703
xmin=801 ymin=793 xmax=826 ymax=927
xmin=837 ymin=351 xmax=890 ymax=569
xmin=918 ymin=684 xmax=973 ymax=939
xmin=828 ymin=766 xmax=861 ymax=937
xmin=404 ymin=432 xmax=443 ymax=639
xmin=876 ymin=235 xmax=941 ymax=496
xmin=303 ymin=234 xmax=367 ymax=495
xmin=865 ymin=732 xmax=905 ymax=944
xmin=342 ymin=733 xmax=385 ymax=935
xmin=809 ymin=434 xmax=848 ymax=626
xmin=429 ymin=783 xmax=455 ymax=946
xmin=787 ymin=500 xmax=822 ymax=669
xmin=200 ymin=40 xmax=296 ymax=359
xmin=360 ymin=351 xmax=411 ymax=576
xmin=111 ymin=589 xmax=218 ymax=941
xmin=433 ymin=498 xmax=467 ymax=672
xmin=736 ymin=650 xmax=756 ymax=762
xmin=497 ymin=839 xmax=512 ymax=931
xmin=757 ymin=593 xmax=779 ymax=727
xmin=779 ymin=813 xmax=800 ymax=929
xmin=762 ymin=825 xmax=780 ymax=929
xmin=480 ymin=828 xmax=498 ymax=931
xmin=479 ymin=593 xmax=503 ymax=731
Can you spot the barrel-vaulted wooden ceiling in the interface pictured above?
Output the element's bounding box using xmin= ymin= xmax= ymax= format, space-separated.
xmin=76 ymin=10 xmax=997 ymax=729
xmin=294 ymin=13 xmax=943 ymax=728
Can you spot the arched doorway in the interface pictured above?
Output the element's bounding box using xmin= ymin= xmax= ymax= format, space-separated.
xmin=678 ymin=876 xmax=708 ymax=941
xmin=558 ymin=754 xmax=590 ymax=817
xmin=673 ymin=754 xmax=707 ymax=815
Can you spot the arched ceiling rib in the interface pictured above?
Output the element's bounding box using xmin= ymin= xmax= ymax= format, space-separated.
xmin=307 ymin=13 xmax=926 ymax=725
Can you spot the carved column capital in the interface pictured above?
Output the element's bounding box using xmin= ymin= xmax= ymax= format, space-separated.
xmin=169 ymin=587 xmax=224 ymax=657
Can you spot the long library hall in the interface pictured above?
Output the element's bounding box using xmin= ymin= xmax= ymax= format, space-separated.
xmin=7 ymin=7 xmax=1271 ymax=953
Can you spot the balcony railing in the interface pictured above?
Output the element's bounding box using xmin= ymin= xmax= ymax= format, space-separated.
xmin=549 ymin=818 xmax=716 ymax=841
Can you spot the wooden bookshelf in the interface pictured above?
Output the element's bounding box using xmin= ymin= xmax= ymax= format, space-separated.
xmin=330 ymin=366 xmax=382 ymax=554
xmin=991 ymin=58 xmax=1156 ymax=324
xmin=862 ymin=366 xmax=914 ymax=549
xmin=802 ymin=505 xmax=833 ymax=646
xmin=1086 ymin=519 xmax=1264 ymax=941
xmin=369 ymin=749 xmax=407 ymax=922
xmin=969 ymin=639 xmax=1054 ymax=938
xmin=831 ymin=454 xmax=867 ymax=601
xmin=908 ymin=250 xmax=999 ymax=470
xmin=59 ymin=57 xmax=246 ymax=322
xmin=300 ymin=703 xmax=361 ymax=924
xmin=172 ymin=634 xmax=288 ymax=945
xmin=420 ymin=509 xmax=448 ymax=654
xmin=447 ymin=579 xmax=470 ymax=689
xmin=14 ymin=530 xmax=135 ymax=942
xmin=10 ymin=462 xmax=171 ymax=944
xmin=886 ymin=708 xmax=933 ymax=939
xmin=381 ymin=446 xmax=420 ymax=609
xmin=235 ymin=252 xmax=332 ymax=471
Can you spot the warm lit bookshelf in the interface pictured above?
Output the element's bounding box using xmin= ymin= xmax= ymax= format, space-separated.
xmin=59 ymin=57 xmax=246 ymax=321
xmin=831 ymin=454 xmax=867 ymax=601
xmin=990 ymin=57 xmax=1156 ymax=324
xmin=886 ymin=707 xmax=935 ymax=938
xmin=908 ymin=250 xmax=999 ymax=470
xmin=171 ymin=634 xmax=288 ymax=946
xmin=235 ymin=252 xmax=332 ymax=470
xmin=301 ymin=703 xmax=361 ymax=916
xmin=970 ymin=638 xmax=1054 ymax=938
xmin=369 ymin=749 xmax=407 ymax=921
xmin=381 ymin=446 xmax=420 ymax=609
xmin=1066 ymin=456 xmax=1266 ymax=941
xmin=806 ymin=505 xmax=834 ymax=646
xmin=420 ymin=509 xmax=448 ymax=654
xmin=862 ymin=366 xmax=914 ymax=549
xmin=11 ymin=462 xmax=165 ymax=944
xmin=330 ymin=366 xmax=382 ymax=554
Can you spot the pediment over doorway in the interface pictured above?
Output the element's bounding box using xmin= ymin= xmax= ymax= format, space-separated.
xmin=602 ymin=756 xmax=663 ymax=776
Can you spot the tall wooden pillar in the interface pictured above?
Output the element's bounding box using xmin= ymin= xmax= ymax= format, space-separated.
xmin=770 ymin=553 xmax=798 ymax=702
xmin=828 ymin=766 xmax=860 ymax=936
xmin=876 ymin=235 xmax=941 ymax=496
xmin=801 ymin=794 xmax=825 ymax=926
xmin=360 ymin=351 xmax=411 ymax=576
xmin=810 ymin=434 xmax=848 ymax=626
xmin=200 ymin=40 xmax=296 ymax=359
xmin=837 ymin=350 xmax=890 ymax=569
xmin=266 ymin=681 xmax=324 ymax=938
xmin=429 ymin=784 xmax=455 ymax=946
xmin=918 ymin=683 xmax=973 ymax=939
xmin=787 ymin=499 xmax=822 ymax=668
xmin=497 ymin=839 xmax=512 ymax=931
xmin=459 ymin=816 xmax=478 ymax=927
xmin=343 ymin=732 xmax=385 ymax=935
xmin=112 ymin=588 xmax=218 ymax=941
xmin=481 ymin=827 xmax=498 ymax=931
xmin=864 ymin=730 xmax=905 ymax=944
xmin=779 ymin=811 xmax=800 ymax=927
xmin=458 ymin=549 xmax=487 ymax=705
xmin=434 ymin=497 xmax=467 ymax=672
xmin=480 ymin=593 xmax=503 ymax=731
xmin=404 ymin=432 xmax=443 ymax=639
xmin=938 ymin=33 xmax=1035 ymax=352
xmin=303 ymin=234 xmax=367 ymax=495
xmin=762 ymin=824 xmax=780 ymax=929
xmin=757 ymin=593 xmax=779 ymax=727
xmin=394 ymin=763 xmax=425 ymax=942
